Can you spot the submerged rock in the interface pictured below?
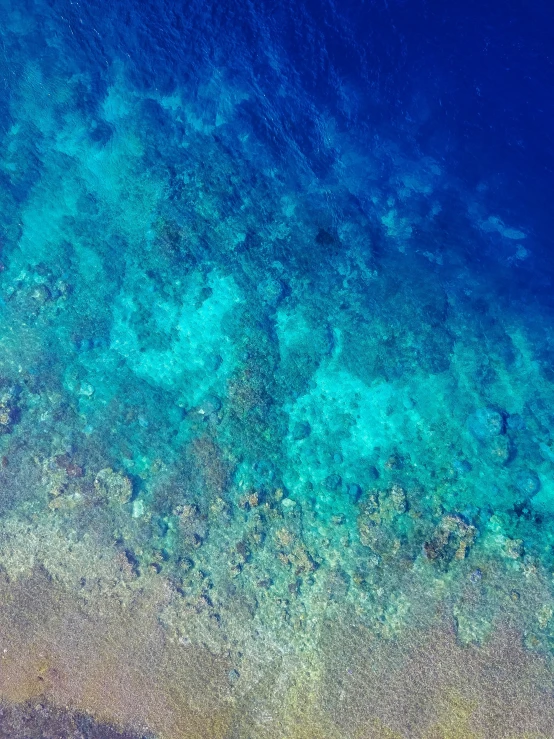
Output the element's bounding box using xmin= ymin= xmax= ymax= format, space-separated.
xmin=467 ymin=406 xmax=505 ymax=441
xmin=453 ymin=459 xmax=472 ymax=475
xmin=204 ymin=353 xmax=222 ymax=372
xmin=358 ymin=484 xmax=408 ymax=525
xmin=469 ymin=568 xmax=483 ymax=583
xmin=424 ymin=514 xmax=476 ymax=565
xmin=198 ymin=394 xmax=222 ymax=416
xmin=356 ymin=485 xmax=408 ymax=556
xmin=389 ymin=483 xmax=408 ymax=514
xmin=30 ymin=283 xmax=51 ymax=304
xmin=358 ymin=517 xmax=400 ymax=556
xmin=257 ymin=276 xmax=286 ymax=307
xmin=0 ymin=404 xmax=16 ymax=433
xmin=367 ymin=465 xmax=380 ymax=481
xmin=346 ymin=483 xmax=362 ymax=502
xmin=488 ymin=434 xmax=514 ymax=465
xmin=504 ymin=538 xmax=524 ymax=559
xmin=0 ymin=385 xmax=20 ymax=434
xmin=94 ymin=468 xmax=133 ymax=505
xmin=291 ymin=420 xmax=311 ymax=440
xmin=515 ymin=469 xmax=541 ymax=496
xmin=325 ymin=474 xmax=342 ymax=491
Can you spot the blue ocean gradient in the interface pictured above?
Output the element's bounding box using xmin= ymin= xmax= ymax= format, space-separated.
xmin=0 ymin=0 xmax=553 ymax=735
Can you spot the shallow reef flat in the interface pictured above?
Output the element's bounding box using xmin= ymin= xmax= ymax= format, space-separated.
xmin=0 ymin=0 xmax=552 ymax=737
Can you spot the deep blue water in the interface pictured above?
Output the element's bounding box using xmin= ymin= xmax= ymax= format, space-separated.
xmin=3 ymin=0 xmax=553 ymax=298
xmin=55 ymin=0 xmax=554 ymax=269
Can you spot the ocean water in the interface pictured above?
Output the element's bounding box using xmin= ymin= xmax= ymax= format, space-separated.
xmin=0 ymin=0 xmax=553 ymax=736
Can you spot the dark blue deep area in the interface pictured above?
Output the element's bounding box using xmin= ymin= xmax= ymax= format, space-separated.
xmin=40 ymin=0 xmax=554 ymax=284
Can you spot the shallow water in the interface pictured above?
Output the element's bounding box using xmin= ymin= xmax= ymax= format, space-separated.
xmin=0 ymin=0 xmax=553 ymax=736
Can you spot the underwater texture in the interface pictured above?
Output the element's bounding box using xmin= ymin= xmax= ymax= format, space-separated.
xmin=0 ymin=0 xmax=553 ymax=736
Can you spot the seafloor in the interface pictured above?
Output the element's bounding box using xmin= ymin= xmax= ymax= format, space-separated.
xmin=0 ymin=1 xmax=553 ymax=737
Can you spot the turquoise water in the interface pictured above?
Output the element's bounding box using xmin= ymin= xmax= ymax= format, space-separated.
xmin=0 ymin=0 xmax=554 ymax=737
